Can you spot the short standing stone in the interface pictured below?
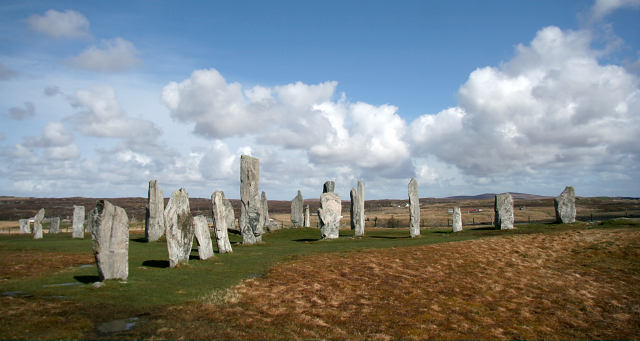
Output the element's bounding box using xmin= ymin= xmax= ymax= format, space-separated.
xmin=89 ymin=200 xmax=129 ymax=280
xmin=239 ymin=155 xmax=263 ymax=244
xmin=193 ymin=215 xmax=214 ymax=260
xmin=164 ymin=188 xmax=195 ymax=267
xmin=494 ymin=193 xmax=514 ymax=230
xmin=49 ymin=217 xmax=60 ymax=234
xmin=261 ymin=191 xmax=279 ymax=232
xmin=408 ymin=178 xmax=420 ymax=237
xmin=452 ymin=207 xmax=462 ymax=232
xmin=554 ymin=186 xmax=576 ymax=224
xmin=33 ymin=208 xmax=45 ymax=239
xmin=72 ymin=205 xmax=85 ymax=239
xmin=319 ymin=192 xmax=341 ymax=239
xmin=291 ymin=190 xmax=304 ymax=227
xmin=211 ymin=191 xmax=233 ymax=253
xmin=304 ymin=205 xmax=310 ymax=228
xmin=19 ymin=219 xmax=30 ymax=234
xmin=145 ymin=179 xmax=165 ymax=242
xmin=323 ymin=181 xmax=335 ymax=193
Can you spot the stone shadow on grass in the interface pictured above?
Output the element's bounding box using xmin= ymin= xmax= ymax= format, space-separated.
xmin=368 ymin=235 xmax=411 ymax=239
xmin=74 ymin=275 xmax=101 ymax=284
xmin=142 ymin=260 xmax=170 ymax=268
xmin=131 ymin=237 xmax=148 ymax=243
xmin=293 ymin=238 xmax=320 ymax=242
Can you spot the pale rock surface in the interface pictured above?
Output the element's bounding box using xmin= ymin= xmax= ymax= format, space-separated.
xmin=494 ymin=193 xmax=514 ymax=230
xmin=49 ymin=217 xmax=60 ymax=234
xmin=164 ymin=188 xmax=195 ymax=267
xmin=291 ymin=190 xmax=304 ymax=227
xmin=145 ymin=180 xmax=165 ymax=242
xmin=239 ymin=155 xmax=263 ymax=244
xmin=193 ymin=215 xmax=214 ymax=260
xmin=89 ymin=200 xmax=129 ymax=280
xmin=319 ymin=192 xmax=341 ymax=239
xmin=33 ymin=208 xmax=45 ymax=239
xmin=304 ymin=205 xmax=310 ymax=228
xmin=408 ymin=178 xmax=420 ymax=237
xmin=452 ymin=207 xmax=462 ymax=232
xmin=554 ymin=186 xmax=576 ymax=223
xmin=323 ymin=181 xmax=335 ymax=193
xmin=72 ymin=205 xmax=85 ymax=238
xmin=19 ymin=219 xmax=30 ymax=234
xmin=211 ymin=191 xmax=233 ymax=253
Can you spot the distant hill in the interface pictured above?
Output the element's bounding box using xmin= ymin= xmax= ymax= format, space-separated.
xmin=445 ymin=193 xmax=552 ymax=200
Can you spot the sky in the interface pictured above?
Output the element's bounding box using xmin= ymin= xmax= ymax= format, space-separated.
xmin=0 ymin=0 xmax=639 ymax=200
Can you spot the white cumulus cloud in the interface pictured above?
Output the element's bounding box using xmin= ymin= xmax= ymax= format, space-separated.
xmin=591 ymin=0 xmax=640 ymax=20
xmin=27 ymin=9 xmax=90 ymax=39
xmin=67 ymin=38 xmax=140 ymax=72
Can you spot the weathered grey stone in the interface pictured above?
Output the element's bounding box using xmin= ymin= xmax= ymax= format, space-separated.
xmin=49 ymin=217 xmax=60 ymax=234
xmin=323 ymin=181 xmax=335 ymax=193
xmin=19 ymin=219 xmax=30 ymax=234
xmin=260 ymin=191 xmax=279 ymax=232
xmin=33 ymin=208 xmax=45 ymax=239
xmin=239 ymin=155 xmax=263 ymax=245
xmin=408 ymin=178 xmax=420 ymax=237
xmin=554 ymin=186 xmax=576 ymax=224
xmin=193 ymin=215 xmax=214 ymax=260
xmin=211 ymin=191 xmax=233 ymax=254
xmin=494 ymin=193 xmax=514 ymax=230
xmin=89 ymin=200 xmax=129 ymax=280
xmin=350 ymin=181 xmax=365 ymax=236
xmin=72 ymin=205 xmax=85 ymax=239
xmin=304 ymin=205 xmax=310 ymax=228
xmin=319 ymin=192 xmax=341 ymax=239
xmin=145 ymin=180 xmax=165 ymax=242
xmin=452 ymin=207 xmax=462 ymax=232
xmin=164 ymin=188 xmax=195 ymax=267
xmin=291 ymin=190 xmax=304 ymax=227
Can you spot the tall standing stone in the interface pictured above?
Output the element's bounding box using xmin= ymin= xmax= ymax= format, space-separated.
xmin=323 ymin=181 xmax=335 ymax=193
xmin=554 ymin=186 xmax=576 ymax=224
xmin=494 ymin=193 xmax=514 ymax=230
xmin=19 ymin=219 xmax=30 ymax=234
xmin=350 ymin=180 xmax=365 ymax=236
xmin=145 ymin=180 xmax=165 ymax=242
xmin=49 ymin=217 xmax=60 ymax=234
xmin=452 ymin=207 xmax=462 ymax=232
xmin=72 ymin=205 xmax=85 ymax=239
xmin=239 ymin=155 xmax=263 ymax=245
xmin=408 ymin=178 xmax=420 ymax=237
xmin=89 ymin=200 xmax=129 ymax=281
xmin=291 ymin=190 xmax=304 ymax=227
xmin=319 ymin=192 xmax=341 ymax=239
xmin=33 ymin=208 xmax=45 ymax=239
xmin=211 ymin=191 xmax=233 ymax=254
xmin=261 ymin=191 xmax=278 ymax=232
xmin=193 ymin=215 xmax=214 ymax=260
xmin=304 ymin=205 xmax=310 ymax=227
xmin=164 ymin=188 xmax=195 ymax=267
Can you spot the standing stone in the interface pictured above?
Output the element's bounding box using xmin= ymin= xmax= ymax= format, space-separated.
xmin=494 ymin=193 xmax=514 ymax=230
xmin=193 ymin=215 xmax=214 ymax=260
xmin=239 ymin=155 xmax=263 ymax=245
xmin=291 ymin=190 xmax=304 ymax=227
xmin=261 ymin=191 xmax=279 ymax=232
xmin=32 ymin=208 xmax=45 ymax=239
xmin=304 ymin=205 xmax=310 ymax=228
xmin=350 ymin=181 xmax=365 ymax=237
xmin=452 ymin=207 xmax=462 ymax=232
xmin=145 ymin=179 xmax=165 ymax=242
xmin=19 ymin=219 xmax=30 ymax=234
xmin=319 ymin=192 xmax=342 ymax=239
xmin=72 ymin=205 xmax=85 ymax=239
xmin=49 ymin=217 xmax=60 ymax=234
xmin=211 ymin=191 xmax=233 ymax=253
xmin=323 ymin=181 xmax=335 ymax=193
xmin=164 ymin=188 xmax=195 ymax=267
xmin=554 ymin=186 xmax=576 ymax=224
xmin=408 ymin=178 xmax=420 ymax=237
xmin=89 ymin=200 xmax=129 ymax=281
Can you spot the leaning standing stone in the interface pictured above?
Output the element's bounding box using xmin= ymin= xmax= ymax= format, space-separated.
xmin=193 ymin=215 xmax=214 ymax=260
xmin=72 ymin=205 xmax=85 ymax=239
xmin=452 ymin=207 xmax=462 ymax=232
xmin=164 ymin=188 xmax=195 ymax=267
xmin=291 ymin=190 xmax=304 ymax=227
xmin=494 ymin=193 xmax=514 ymax=230
xmin=33 ymin=208 xmax=45 ymax=239
xmin=239 ymin=155 xmax=263 ymax=244
xmin=19 ymin=219 xmax=30 ymax=234
xmin=49 ymin=217 xmax=60 ymax=234
xmin=319 ymin=192 xmax=341 ymax=239
xmin=211 ymin=191 xmax=233 ymax=253
xmin=554 ymin=186 xmax=576 ymax=224
xmin=304 ymin=205 xmax=310 ymax=228
xmin=145 ymin=179 xmax=165 ymax=242
xmin=408 ymin=178 xmax=420 ymax=237
xmin=89 ymin=200 xmax=129 ymax=280
xmin=323 ymin=181 xmax=335 ymax=193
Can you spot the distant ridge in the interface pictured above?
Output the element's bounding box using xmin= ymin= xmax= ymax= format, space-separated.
xmin=444 ymin=193 xmax=552 ymax=200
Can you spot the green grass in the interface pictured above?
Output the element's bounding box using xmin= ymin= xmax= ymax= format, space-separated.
xmin=0 ymin=220 xmax=636 ymax=312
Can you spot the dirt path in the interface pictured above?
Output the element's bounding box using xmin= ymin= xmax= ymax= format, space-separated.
xmin=150 ymin=228 xmax=640 ymax=340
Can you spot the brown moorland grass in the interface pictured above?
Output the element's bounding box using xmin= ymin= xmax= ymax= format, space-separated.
xmin=146 ymin=227 xmax=640 ymax=340
xmin=0 ymin=250 xmax=94 ymax=280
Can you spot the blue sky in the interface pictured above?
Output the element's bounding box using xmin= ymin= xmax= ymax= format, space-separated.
xmin=0 ymin=0 xmax=639 ymax=200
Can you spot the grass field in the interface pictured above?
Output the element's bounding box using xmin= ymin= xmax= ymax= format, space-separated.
xmin=0 ymin=219 xmax=638 ymax=339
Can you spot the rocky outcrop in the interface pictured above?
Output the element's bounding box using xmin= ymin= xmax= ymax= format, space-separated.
xmin=239 ymin=155 xmax=263 ymax=244
xmin=211 ymin=191 xmax=233 ymax=254
xmin=554 ymin=186 xmax=576 ymax=224
xmin=319 ymin=192 xmax=341 ymax=239
xmin=164 ymin=188 xmax=195 ymax=267
xmin=494 ymin=193 xmax=514 ymax=230
xmin=72 ymin=205 xmax=85 ymax=238
xmin=408 ymin=179 xmax=420 ymax=237
xmin=193 ymin=215 xmax=214 ymax=260
xmin=145 ymin=180 xmax=165 ymax=242
xmin=89 ymin=200 xmax=129 ymax=280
